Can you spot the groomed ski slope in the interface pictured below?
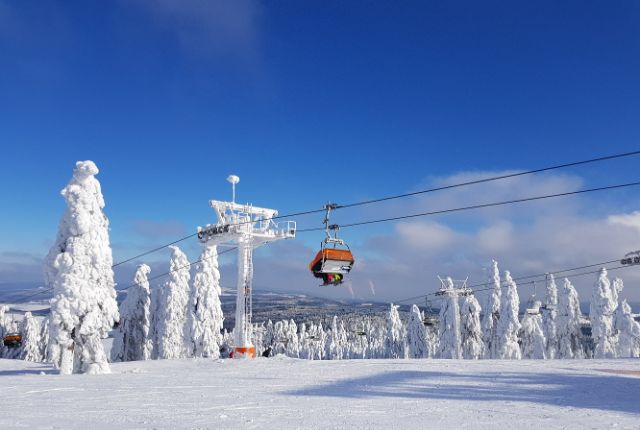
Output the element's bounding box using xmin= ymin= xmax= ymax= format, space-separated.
xmin=1 ymin=357 xmax=638 ymax=429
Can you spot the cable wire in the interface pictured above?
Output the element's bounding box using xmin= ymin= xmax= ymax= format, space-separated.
xmin=297 ymin=181 xmax=640 ymax=232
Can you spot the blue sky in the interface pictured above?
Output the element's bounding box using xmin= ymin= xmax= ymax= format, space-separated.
xmin=2 ymin=1 xmax=640 ymax=302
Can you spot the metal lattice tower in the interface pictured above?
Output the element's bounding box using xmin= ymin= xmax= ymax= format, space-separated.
xmin=197 ymin=175 xmax=296 ymax=358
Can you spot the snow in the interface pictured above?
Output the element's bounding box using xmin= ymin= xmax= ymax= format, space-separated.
xmin=1 ymin=357 xmax=639 ymax=429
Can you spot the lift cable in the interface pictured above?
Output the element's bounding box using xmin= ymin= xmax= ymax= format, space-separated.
xmin=111 ymin=150 xmax=640 ymax=267
xmin=297 ymin=181 xmax=640 ymax=233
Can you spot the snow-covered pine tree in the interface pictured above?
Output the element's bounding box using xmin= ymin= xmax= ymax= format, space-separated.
xmin=519 ymin=302 xmax=546 ymax=359
xmin=326 ymin=316 xmax=343 ymax=360
xmin=264 ymin=319 xmax=275 ymax=351
xmin=406 ymin=304 xmax=427 ymax=359
xmin=556 ymin=278 xmax=584 ymax=359
xmin=0 ymin=305 xmax=8 ymax=359
xmin=438 ymin=277 xmax=462 ymax=359
xmin=188 ymin=242 xmax=224 ymax=359
xmin=460 ymin=294 xmax=484 ymax=359
xmin=497 ymin=271 xmax=521 ymax=359
xmin=386 ymin=304 xmax=406 ymax=359
xmin=40 ymin=317 xmax=50 ymax=362
xmin=111 ymin=264 xmax=153 ymax=362
xmin=155 ymin=246 xmax=191 ymax=359
xmin=273 ymin=320 xmax=287 ymax=355
xmin=20 ymin=312 xmax=43 ymax=362
xmin=540 ymin=273 xmax=558 ymax=359
xmin=44 ymin=161 xmax=119 ymax=374
xmin=481 ymin=260 xmax=501 ymax=358
xmin=614 ymin=300 xmax=640 ymax=358
xmin=590 ymin=268 xmax=617 ymax=358
xmin=286 ymin=319 xmax=300 ymax=358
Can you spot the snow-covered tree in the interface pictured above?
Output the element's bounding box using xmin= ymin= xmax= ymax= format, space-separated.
xmin=111 ymin=264 xmax=153 ymax=362
xmin=497 ymin=271 xmax=521 ymax=359
xmin=40 ymin=317 xmax=50 ymax=362
xmin=385 ymin=304 xmax=406 ymax=359
xmin=460 ymin=294 xmax=484 ymax=360
xmin=264 ymin=319 xmax=275 ymax=350
xmin=614 ymin=300 xmax=640 ymax=358
xmin=520 ymin=303 xmax=546 ymax=359
xmin=188 ymin=243 xmax=224 ymax=359
xmin=44 ymin=161 xmax=119 ymax=374
xmin=326 ymin=316 xmax=344 ymax=360
xmin=438 ymin=278 xmax=462 ymax=359
xmin=406 ymin=304 xmax=427 ymax=359
xmin=541 ymin=274 xmax=558 ymax=359
xmin=482 ymin=260 xmax=501 ymax=358
xmin=425 ymin=325 xmax=438 ymax=358
xmin=273 ymin=320 xmax=287 ymax=355
xmin=155 ymin=246 xmax=191 ymax=360
xmin=556 ymin=278 xmax=584 ymax=359
xmin=0 ymin=305 xmax=8 ymax=358
xmin=286 ymin=319 xmax=300 ymax=358
xmin=590 ymin=268 xmax=617 ymax=358
xmin=19 ymin=312 xmax=43 ymax=362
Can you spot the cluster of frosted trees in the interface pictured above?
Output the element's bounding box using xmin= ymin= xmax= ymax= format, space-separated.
xmin=0 ymin=306 xmax=48 ymax=362
xmin=109 ymin=243 xmax=225 ymax=363
xmin=250 ymin=261 xmax=640 ymax=361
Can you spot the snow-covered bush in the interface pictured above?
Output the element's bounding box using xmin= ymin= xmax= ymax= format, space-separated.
xmin=45 ymin=161 xmax=119 ymax=374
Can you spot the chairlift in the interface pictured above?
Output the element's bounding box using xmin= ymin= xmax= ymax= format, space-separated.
xmin=3 ymin=311 xmax=22 ymax=348
xmin=309 ymin=203 xmax=355 ymax=286
xmin=423 ymin=298 xmax=438 ymax=327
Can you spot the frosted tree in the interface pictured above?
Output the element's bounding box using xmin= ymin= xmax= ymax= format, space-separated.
xmin=482 ymin=260 xmax=501 ymax=358
xmin=590 ymin=268 xmax=617 ymax=358
xmin=40 ymin=317 xmax=50 ymax=362
xmin=460 ymin=294 xmax=484 ymax=360
xmin=497 ymin=271 xmax=521 ymax=359
xmin=339 ymin=320 xmax=350 ymax=359
xmin=286 ymin=319 xmax=300 ymax=358
xmin=44 ymin=161 xmax=119 ymax=374
xmin=520 ymin=303 xmax=546 ymax=359
xmin=188 ymin=243 xmax=224 ymax=359
xmin=556 ymin=278 xmax=584 ymax=359
xmin=326 ymin=316 xmax=344 ymax=360
xmin=155 ymin=246 xmax=191 ymax=359
xmin=264 ymin=319 xmax=275 ymax=350
xmin=406 ymin=304 xmax=427 ymax=359
xmin=20 ymin=312 xmax=43 ymax=362
xmin=540 ymin=274 xmax=558 ymax=359
xmin=0 ymin=305 xmax=8 ymax=358
xmin=273 ymin=321 xmax=287 ymax=355
xmin=111 ymin=264 xmax=153 ymax=362
xmin=438 ymin=278 xmax=462 ymax=359
xmin=386 ymin=304 xmax=406 ymax=359
xmin=614 ymin=300 xmax=640 ymax=358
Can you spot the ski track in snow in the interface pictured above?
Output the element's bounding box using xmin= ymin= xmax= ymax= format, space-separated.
xmin=1 ymin=357 xmax=639 ymax=429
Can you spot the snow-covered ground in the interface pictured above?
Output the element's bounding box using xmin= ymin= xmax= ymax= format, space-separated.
xmin=1 ymin=358 xmax=639 ymax=429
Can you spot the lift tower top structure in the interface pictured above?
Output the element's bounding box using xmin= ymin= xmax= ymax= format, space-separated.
xmin=197 ymin=175 xmax=296 ymax=358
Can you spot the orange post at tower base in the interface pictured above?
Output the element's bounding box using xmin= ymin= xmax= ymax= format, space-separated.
xmin=231 ymin=346 xmax=256 ymax=359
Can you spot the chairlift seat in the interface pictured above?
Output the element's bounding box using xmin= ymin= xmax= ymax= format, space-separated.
xmin=309 ymin=248 xmax=354 ymax=277
xmin=3 ymin=333 xmax=22 ymax=348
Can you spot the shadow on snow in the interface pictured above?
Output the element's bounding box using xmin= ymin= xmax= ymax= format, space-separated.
xmin=284 ymin=368 xmax=640 ymax=415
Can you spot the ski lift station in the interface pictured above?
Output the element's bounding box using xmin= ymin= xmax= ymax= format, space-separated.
xmin=197 ymin=175 xmax=296 ymax=358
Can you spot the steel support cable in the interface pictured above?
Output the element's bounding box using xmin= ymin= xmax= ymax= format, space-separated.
xmin=112 ymin=150 xmax=640 ymax=267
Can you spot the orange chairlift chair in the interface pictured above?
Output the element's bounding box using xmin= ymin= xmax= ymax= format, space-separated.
xmin=309 ymin=203 xmax=355 ymax=286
